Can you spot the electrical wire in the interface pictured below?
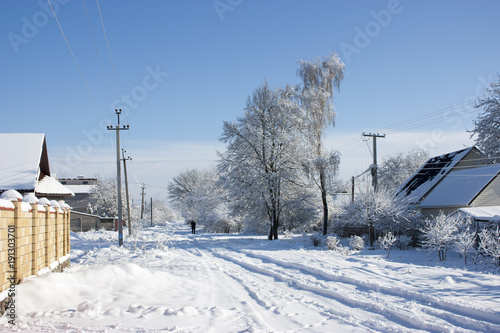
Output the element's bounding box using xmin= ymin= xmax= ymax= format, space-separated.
xmin=82 ymin=0 xmax=114 ymax=103
xmin=47 ymin=0 xmax=109 ymax=126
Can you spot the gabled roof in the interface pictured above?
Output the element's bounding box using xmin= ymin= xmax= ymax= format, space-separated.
xmin=0 ymin=133 xmax=73 ymax=197
xmin=0 ymin=133 xmax=48 ymax=190
xmin=419 ymin=164 xmax=500 ymax=208
xmin=36 ymin=175 xmax=75 ymax=197
xmin=394 ymin=147 xmax=478 ymax=204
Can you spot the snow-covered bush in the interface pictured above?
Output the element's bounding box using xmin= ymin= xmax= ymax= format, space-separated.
xmin=349 ymin=235 xmax=364 ymax=251
xmin=379 ymin=232 xmax=397 ymax=258
xmin=396 ymin=235 xmax=413 ymax=250
xmin=326 ymin=236 xmax=340 ymax=251
xmin=335 ymin=188 xmax=417 ymax=238
xmin=454 ymin=226 xmax=476 ymax=265
xmin=477 ymin=227 xmax=500 ymax=266
xmin=311 ymin=234 xmax=322 ymax=247
xmin=420 ymin=212 xmax=463 ymax=261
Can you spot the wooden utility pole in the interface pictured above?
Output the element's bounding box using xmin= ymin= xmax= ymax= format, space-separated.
xmin=107 ymin=108 xmax=129 ymax=246
xmin=362 ymin=132 xmax=385 ymax=192
xmin=150 ymin=197 xmax=153 ymax=226
xmin=122 ymin=149 xmax=132 ymax=236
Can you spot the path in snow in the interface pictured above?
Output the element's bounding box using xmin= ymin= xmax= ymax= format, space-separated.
xmin=1 ymin=220 xmax=500 ymax=332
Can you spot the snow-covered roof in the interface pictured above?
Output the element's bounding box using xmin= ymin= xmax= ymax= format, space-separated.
xmin=457 ymin=206 xmax=500 ymax=222
xmin=394 ymin=147 xmax=476 ymax=204
xmin=0 ymin=133 xmax=73 ymax=197
xmin=419 ymin=164 xmax=500 ymax=208
xmin=36 ymin=175 xmax=74 ymax=197
xmin=0 ymin=133 xmax=48 ymax=190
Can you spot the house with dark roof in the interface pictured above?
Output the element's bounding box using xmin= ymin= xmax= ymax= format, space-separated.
xmin=395 ymin=147 xmax=500 ymax=217
xmin=0 ymin=133 xmax=74 ymax=200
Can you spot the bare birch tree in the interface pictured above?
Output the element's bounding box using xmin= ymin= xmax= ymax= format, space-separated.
xmin=296 ymin=53 xmax=345 ymax=235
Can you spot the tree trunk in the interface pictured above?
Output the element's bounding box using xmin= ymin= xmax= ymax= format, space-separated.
xmin=273 ymin=219 xmax=279 ymax=240
xmin=320 ymin=171 xmax=328 ymax=236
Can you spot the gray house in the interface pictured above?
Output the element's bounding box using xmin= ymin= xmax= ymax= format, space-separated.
xmin=395 ymin=147 xmax=500 ymax=217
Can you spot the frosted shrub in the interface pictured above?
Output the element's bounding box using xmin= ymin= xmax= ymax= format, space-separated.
xmin=397 ymin=235 xmax=413 ymax=250
xmin=349 ymin=235 xmax=364 ymax=251
xmin=421 ymin=212 xmax=462 ymax=261
xmin=379 ymin=232 xmax=397 ymax=258
xmin=326 ymin=236 xmax=340 ymax=251
xmin=477 ymin=227 xmax=500 ymax=266
xmin=454 ymin=227 xmax=476 ymax=265
xmin=311 ymin=234 xmax=322 ymax=247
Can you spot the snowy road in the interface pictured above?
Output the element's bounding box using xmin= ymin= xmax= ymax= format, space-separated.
xmin=1 ymin=220 xmax=500 ymax=332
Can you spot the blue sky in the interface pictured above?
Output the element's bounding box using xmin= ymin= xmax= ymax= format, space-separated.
xmin=1 ymin=0 xmax=499 ymax=200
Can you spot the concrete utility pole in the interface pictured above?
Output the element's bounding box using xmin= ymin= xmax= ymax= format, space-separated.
xmin=351 ymin=176 xmax=355 ymax=203
xmin=140 ymin=184 xmax=146 ymax=220
xmin=122 ymin=149 xmax=132 ymax=237
xmin=362 ymin=132 xmax=385 ymax=192
xmin=107 ymin=108 xmax=129 ymax=246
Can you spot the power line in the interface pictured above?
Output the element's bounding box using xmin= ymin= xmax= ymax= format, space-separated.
xmin=96 ymin=0 xmax=125 ymax=115
xmin=47 ymin=0 xmax=109 ymax=126
xmin=82 ymin=0 xmax=114 ymax=102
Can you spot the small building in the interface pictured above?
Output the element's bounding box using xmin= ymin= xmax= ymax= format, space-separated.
xmin=59 ymin=176 xmax=97 ymax=213
xmin=0 ymin=133 xmax=74 ymax=200
xmin=395 ymin=147 xmax=500 ymax=217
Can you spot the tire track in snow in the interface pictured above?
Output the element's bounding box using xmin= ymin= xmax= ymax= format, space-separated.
xmin=185 ymin=245 xmax=282 ymax=332
xmin=198 ymin=248 xmax=424 ymax=333
xmin=210 ymin=249 xmax=499 ymax=333
xmin=241 ymin=250 xmax=500 ymax=331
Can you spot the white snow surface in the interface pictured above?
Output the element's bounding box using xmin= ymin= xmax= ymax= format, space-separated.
xmin=2 ymin=221 xmax=500 ymax=333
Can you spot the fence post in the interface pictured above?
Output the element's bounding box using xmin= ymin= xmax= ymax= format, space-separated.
xmin=30 ymin=203 xmax=37 ymax=276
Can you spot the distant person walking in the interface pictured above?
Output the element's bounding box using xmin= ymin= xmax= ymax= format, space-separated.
xmin=190 ymin=220 xmax=196 ymax=234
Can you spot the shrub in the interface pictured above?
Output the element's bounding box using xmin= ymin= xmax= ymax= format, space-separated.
xmin=379 ymin=232 xmax=397 ymax=258
xmin=349 ymin=235 xmax=364 ymax=251
xmin=311 ymin=234 xmax=322 ymax=247
xmin=396 ymin=235 xmax=413 ymax=250
xmin=326 ymin=236 xmax=340 ymax=251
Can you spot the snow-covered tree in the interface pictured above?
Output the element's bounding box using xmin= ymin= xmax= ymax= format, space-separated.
xmin=471 ymin=77 xmax=500 ymax=163
xmin=420 ymin=212 xmax=463 ymax=261
xmin=379 ymin=232 xmax=397 ymax=259
xmin=335 ymin=187 xmax=414 ymax=237
xmin=87 ymin=176 xmax=127 ymax=219
xmin=454 ymin=225 xmax=476 ymax=265
xmin=168 ymin=168 xmax=234 ymax=233
xmin=477 ymin=227 xmax=500 ymax=266
xmin=296 ymin=53 xmax=345 ymax=235
xmin=378 ymin=148 xmax=429 ymax=192
xmin=219 ymin=82 xmax=312 ymax=240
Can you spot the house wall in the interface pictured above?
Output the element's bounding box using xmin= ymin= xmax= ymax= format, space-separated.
xmin=472 ymin=175 xmax=500 ymax=207
xmin=0 ymin=199 xmax=70 ymax=294
xmin=420 ymin=207 xmax=458 ymax=218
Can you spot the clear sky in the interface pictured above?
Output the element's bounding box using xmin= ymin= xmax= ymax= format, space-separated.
xmin=1 ymin=0 xmax=499 ymax=200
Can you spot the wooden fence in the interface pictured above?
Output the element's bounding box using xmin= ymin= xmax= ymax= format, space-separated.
xmin=0 ymin=194 xmax=70 ymax=295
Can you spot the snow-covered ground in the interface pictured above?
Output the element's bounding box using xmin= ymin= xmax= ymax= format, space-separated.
xmin=1 ymin=220 xmax=500 ymax=332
